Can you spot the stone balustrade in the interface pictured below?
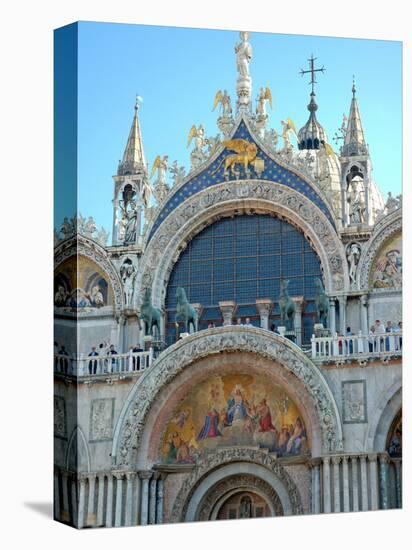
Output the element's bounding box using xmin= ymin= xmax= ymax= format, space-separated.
xmin=311 ymin=331 xmax=402 ymax=362
xmin=54 ymin=349 xmax=153 ymax=377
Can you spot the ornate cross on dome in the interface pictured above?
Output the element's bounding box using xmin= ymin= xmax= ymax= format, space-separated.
xmin=300 ymin=54 xmax=325 ymax=94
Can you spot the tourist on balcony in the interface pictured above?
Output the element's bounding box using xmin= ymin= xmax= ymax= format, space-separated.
xmin=393 ymin=321 xmax=402 ymax=350
xmin=236 ymin=317 xmax=243 ymax=326
xmin=384 ymin=320 xmax=393 ymax=351
xmin=375 ymin=320 xmax=386 ymax=351
xmin=88 ymin=346 xmax=99 ymax=375
xmin=244 ymin=317 xmax=253 ymax=327
xmin=368 ymin=325 xmax=377 ymax=352
xmin=207 ymin=322 xmax=216 ymax=329
xmin=108 ymin=344 xmax=118 ymax=373
xmin=345 ymin=327 xmax=354 ymax=355
xmin=58 ymin=345 xmax=69 ymax=374
xmin=132 ymin=344 xmax=143 ymax=370
xmin=271 ymin=323 xmax=279 ymax=334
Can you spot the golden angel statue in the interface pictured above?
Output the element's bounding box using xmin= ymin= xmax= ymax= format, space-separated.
xmin=187 ymin=124 xmax=206 ymax=152
xmin=280 ymin=118 xmax=297 ymax=149
xmin=322 ymin=141 xmax=335 ymax=157
xmin=212 ymin=89 xmax=232 ymax=117
xmin=256 ymin=87 xmax=272 ymax=117
xmin=150 ymin=155 xmax=169 ymax=184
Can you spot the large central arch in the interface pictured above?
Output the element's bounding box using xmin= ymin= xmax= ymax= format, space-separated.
xmin=137 ymin=180 xmax=348 ymax=311
xmin=111 ymin=326 xmax=343 ymax=467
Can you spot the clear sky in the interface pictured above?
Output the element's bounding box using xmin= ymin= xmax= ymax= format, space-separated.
xmin=70 ymin=22 xmax=402 ymax=233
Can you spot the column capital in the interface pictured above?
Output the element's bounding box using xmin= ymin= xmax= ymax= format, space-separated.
xmin=255 ymin=299 xmax=273 ymax=315
xmin=331 ymin=456 xmax=342 ymax=466
xmin=322 ymin=456 xmax=331 ymax=465
xmin=350 ymin=455 xmax=359 ymax=463
xmin=126 ymin=472 xmax=136 ymax=481
xmin=367 ymin=453 xmax=378 ymax=462
xmin=292 ymin=295 xmax=305 ymax=312
xmin=360 ymin=294 xmax=369 ymax=306
xmin=378 ymin=452 xmax=391 ymax=465
xmin=359 ymin=454 xmax=367 ymax=463
xmin=113 ymin=471 xmax=125 ymax=480
xmin=342 ymin=455 xmax=349 ymax=465
xmin=309 ymin=457 xmax=322 ymax=468
xmin=138 ymin=470 xmax=153 ymax=481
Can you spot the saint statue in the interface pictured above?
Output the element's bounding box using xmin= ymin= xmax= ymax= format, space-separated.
xmin=121 ymin=200 xmax=138 ymax=244
xmin=235 ymin=31 xmax=252 ymax=78
xmin=348 ymin=179 xmax=366 ymax=224
xmin=347 ymin=243 xmax=361 ymax=285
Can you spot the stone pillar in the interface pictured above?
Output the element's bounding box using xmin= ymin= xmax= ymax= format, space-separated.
xmin=86 ymin=475 xmax=96 ymax=526
xmin=255 ymin=299 xmax=273 ymax=330
xmin=332 ymin=456 xmax=341 ymax=513
xmin=125 ymin=472 xmax=136 ymax=527
xmin=218 ymin=301 xmax=237 ymax=326
xmin=61 ymin=471 xmax=70 ymax=522
xmin=338 ymin=296 xmax=347 ymax=335
xmin=379 ymin=453 xmax=390 ymax=510
xmin=310 ymin=459 xmax=321 ymax=514
xmin=54 ymin=470 xmax=61 ymax=521
xmin=322 ymin=457 xmax=331 ymax=513
xmin=96 ymin=475 xmax=105 ymax=526
xmin=292 ymin=296 xmax=304 ymax=345
xmin=359 ymin=455 xmax=368 ymax=511
xmin=139 ymin=472 xmax=152 ymax=526
xmin=77 ymin=477 xmax=86 ymax=529
xmin=351 ymin=456 xmax=359 ymax=512
xmin=394 ymin=459 xmax=402 ymax=508
xmin=149 ymin=473 xmax=159 ymax=524
xmin=360 ymin=294 xmax=369 ymax=337
xmin=105 ymin=474 xmax=114 ymax=527
xmin=329 ymin=298 xmax=336 ymax=335
xmin=134 ymin=473 xmax=141 ymax=525
xmin=70 ymin=476 xmax=77 ymax=525
xmin=364 ymin=173 xmax=371 ymax=226
xmin=156 ymin=475 xmax=165 ymax=524
xmin=114 ymin=473 xmax=124 ymax=527
xmin=368 ymin=454 xmax=379 ymax=511
xmin=342 ymin=456 xmax=350 ymax=512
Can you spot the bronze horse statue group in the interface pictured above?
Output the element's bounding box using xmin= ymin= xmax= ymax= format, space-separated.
xmin=279 ymin=277 xmax=329 ymax=331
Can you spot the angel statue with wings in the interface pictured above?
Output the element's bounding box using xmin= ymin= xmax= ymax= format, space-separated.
xmin=280 ymin=118 xmax=298 ymax=150
xmin=212 ymin=90 xmax=232 ymax=118
xmin=150 ymin=155 xmax=169 ymax=185
xmin=187 ymin=124 xmax=207 ymax=168
xmin=256 ymin=87 xmax=272 ymax=118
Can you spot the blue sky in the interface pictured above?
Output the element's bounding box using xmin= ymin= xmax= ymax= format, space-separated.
xmin=71 ymin=22 xmax=402 ymax=233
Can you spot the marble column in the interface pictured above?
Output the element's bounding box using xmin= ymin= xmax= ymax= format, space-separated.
xmin=378 ymin=453 xmax=390 ymax=510
xmin=96 ymin=475 xmax=105 ymax=526
xmin=394 ymin=459 xmax=402 ymax=508
xmin=54 ymin=470 xmax=61 ymax=521
xmin=156 ymin=474 xmax=165 ymax=524
xmin=125 ymin=472 xmax=136 ymax=527
xmin=86 ymin=474 xmax=96 ymax=526
xmin=77 ymin=477 xmax=86 ymax=529
xmin=292 ymin=296 xmax=304 ymax=345
xmin=310 ymin=459 xmax=321 ymax=514
xmin=114 ymin=473 xmax=124 ymax=527
xmin=139 ymin=472 xmax=152 ymax=526
xmin=360 ymin=294 xmax=369 ymax=337
xmin=105 ymin=474 xmax=114 ymax=527
xmin=359 ymin=455 xmax=368 ymax=511
xmin=351 ymin=456 xmax=359 ymax=512
xmin=342 ymin=456 xmax=350 ymax=512
xmin=338 ymin=296 xmax=347 ymax=335
xmin=149 ymin=473 xmax=159 ymax=524
xmin=255 ymin=299 xmax=273 ymax=330
xmin=218 ymin=301 xmax=237 ymax=326
xmin=322 ymin=457 xmax=331 ymax=513
xmin=329 ymin=298 xmax=336 ymax=335
xmin=70 ymin=476 xmax=77 ymax=525
xmin=61 ymin=471 xmax=70 ymax=522
xmin=368 ymin=454 xmax=379 ymax=511
xmin=332 ymin=456 xmax=341 ymax=513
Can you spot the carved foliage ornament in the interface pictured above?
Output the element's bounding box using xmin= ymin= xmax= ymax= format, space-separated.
xmin=114 ymin=329 xmax=342 ymax=467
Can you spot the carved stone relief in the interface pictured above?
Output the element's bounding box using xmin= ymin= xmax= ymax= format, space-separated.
xmin=54 ymin=396 xmax=67 ymax=439
xmin=90 ymin=398 xmax=115 ymax=442
xmin=342 ymin=380 xmax=367 ymax=424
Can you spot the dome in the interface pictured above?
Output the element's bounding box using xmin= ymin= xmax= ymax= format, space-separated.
xmin=297 ymin=93 xmax=327 ymax=150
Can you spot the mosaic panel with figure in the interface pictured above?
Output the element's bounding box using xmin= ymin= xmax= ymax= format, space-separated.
xmin=161 ymin=373 xmax=309 ymax=464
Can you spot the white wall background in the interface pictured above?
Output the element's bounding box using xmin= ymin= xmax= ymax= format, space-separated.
xmin=0 ymin=1 xmax=410 ymax=548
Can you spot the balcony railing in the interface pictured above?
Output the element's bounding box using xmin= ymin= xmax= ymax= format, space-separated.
xmin=311 ymin=331 xmax=402 ymax=362
xmin=54 ymin=350 xmax=153 ymax=377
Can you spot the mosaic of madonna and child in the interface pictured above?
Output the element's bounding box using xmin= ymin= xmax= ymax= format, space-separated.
xmin=161 ymin=374 xmax=309 ymax=464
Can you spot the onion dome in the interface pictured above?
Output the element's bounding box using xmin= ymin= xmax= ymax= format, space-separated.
xmin=298 ymin=92 xmax=327 ymax=150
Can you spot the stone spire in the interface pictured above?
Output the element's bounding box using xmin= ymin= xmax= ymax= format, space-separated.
xmin=341 ymin=79 xmax=368 ymax=157
xmin=117 ymin=96 xmax=147 ymax=176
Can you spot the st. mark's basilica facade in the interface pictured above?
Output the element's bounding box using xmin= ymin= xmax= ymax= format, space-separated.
xmin=54 ymin=31 xmax=402 ymax=528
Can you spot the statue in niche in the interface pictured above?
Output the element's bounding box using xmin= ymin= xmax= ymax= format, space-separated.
xmin=120 ymin=258 xmax=137 ymax=307
xmin=347 ymin=242 xmax=361 ymax=286
xmin=175 ymin=287 xmax=198 ymax=333
xmin=239 ymin=496 xmax=252 ymax=519
xmin=235 ymin=31 xmax=253 ymax=78
xmin=347 ymin=178 xmax=366 ymax=224
xmin=314 ymin=277 xmax=329 ymax=326
xmin=278 ymin=279 xmax=295 ymax=331
xmin=140 ymin=288 xmax=162 ymax=338
xmin=120 ymin=200 xmax=139 ymax=244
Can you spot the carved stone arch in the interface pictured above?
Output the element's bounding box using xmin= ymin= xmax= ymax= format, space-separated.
xmin=65 ymin=426 xmax=91 ymax=473
xmin=357 ymin=209 xmax=402 ymax=290
xmin=137 ymin=181 xmax=348 ymax=307
xmin=170 ymin=448 xmax=304 ymax=522
xmin=54 ymin=235 xmax=124 ymax=313
xmin=364 ymin=381 xmax=402 ymax=453
xmin=111 ymin=327 xmax=343 ymax=467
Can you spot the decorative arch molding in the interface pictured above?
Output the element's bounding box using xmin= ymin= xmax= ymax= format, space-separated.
xmin=170 ymin=448 xmax=303 ymax=522
xmin=54 ymin=234 xmax=124 ymax=314
xmin=111 ymin=327 xmax=343 ymax=467
xmin=199 ymin=474 xmax=284 ymax=521
xmin=357 ymin=208 xmax=402 ymax=291
xmin=364 ymin=381 xmax=402 ymax=453
xmin=65 ymin=425 xmax=91 ymax=473
xmin=137 ymin=180 xmax=348 ymax=309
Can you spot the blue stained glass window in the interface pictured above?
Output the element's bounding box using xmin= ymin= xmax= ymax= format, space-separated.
xmin=165 ymin=214 xmax=323 ymax=345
